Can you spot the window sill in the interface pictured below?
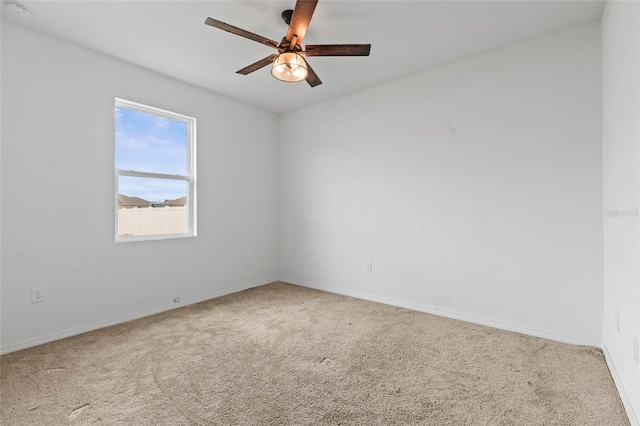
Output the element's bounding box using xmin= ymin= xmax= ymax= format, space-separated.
xmin=115 ymin=233 xmax=196 ymax=243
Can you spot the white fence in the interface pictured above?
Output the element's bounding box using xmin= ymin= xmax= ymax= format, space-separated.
xmin=117 ymin=206 xmax=188 ymax=236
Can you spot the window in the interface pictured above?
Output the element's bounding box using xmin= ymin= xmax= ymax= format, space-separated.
xmin=115 ymin=98 xmax=196 ymax=241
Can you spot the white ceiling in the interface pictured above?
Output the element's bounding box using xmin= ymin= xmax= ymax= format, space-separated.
xmin=1 ymin=1 xmax=605 ymax=114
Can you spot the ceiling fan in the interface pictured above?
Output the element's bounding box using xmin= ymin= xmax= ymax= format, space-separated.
xmin=205 ymin=0 xmax=371 ymax=87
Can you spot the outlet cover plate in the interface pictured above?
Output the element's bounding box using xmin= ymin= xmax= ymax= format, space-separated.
xmin=31 ymin=287 xmax=44 ymax=303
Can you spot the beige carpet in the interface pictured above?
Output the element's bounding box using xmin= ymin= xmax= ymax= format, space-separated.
xmin=0 ymin=282 xmax=629 ymax=425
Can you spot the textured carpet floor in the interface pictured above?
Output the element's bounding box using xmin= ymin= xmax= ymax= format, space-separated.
xmin=0 ymin=282 xmax=629 ymax=425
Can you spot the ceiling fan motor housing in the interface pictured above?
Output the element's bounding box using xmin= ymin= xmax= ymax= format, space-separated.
xmin=281 ymin=10 xmax=293 ymax=25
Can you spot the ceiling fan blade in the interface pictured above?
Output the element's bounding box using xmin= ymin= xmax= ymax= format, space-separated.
xmin=205 ymin=17 xmax=279 ymax=49
xmin=304 ymin=44 xmax=371 ymax=57
xmin=304 ymin=60 xmax=322 ymax=87
xmin=236 ymin=54 xmax=278 ymax=75
xmin=285 ymin=0 xmax=318 ymax=47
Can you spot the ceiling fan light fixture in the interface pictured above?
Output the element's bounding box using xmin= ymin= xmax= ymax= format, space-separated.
xmin=271 ymin=52 xmax=308 ymax=83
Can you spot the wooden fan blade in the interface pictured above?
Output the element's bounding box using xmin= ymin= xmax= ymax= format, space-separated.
xmin=304 ymin=59 xmax=322 ymax=87
xmin=236 ymin=54 xmax=278 ymax=75
xmin=205 ymin=17 xmax=279 ymax=49
xmin=304 ymin=44 xmax=371 ymax=57
xmin=285 ymin=0 xmax=318 ymax=47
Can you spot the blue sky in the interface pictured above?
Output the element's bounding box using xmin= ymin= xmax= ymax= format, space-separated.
xmin=116 ymin=107 xmax=188 ymax=202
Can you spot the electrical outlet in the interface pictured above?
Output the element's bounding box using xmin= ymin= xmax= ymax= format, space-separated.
xmin=633 ymin=337 xmax=639 ymax=364
xmin=615 ymin=310 xmax=620 ymax=331
xmin=366 ymin=261 xmax=373 ymax=272
xmin=31 ymin=287 xmax=44 ymax=303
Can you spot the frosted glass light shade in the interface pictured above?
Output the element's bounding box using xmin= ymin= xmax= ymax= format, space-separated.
xmin=271 ymin=52 xmax=308 ymax=82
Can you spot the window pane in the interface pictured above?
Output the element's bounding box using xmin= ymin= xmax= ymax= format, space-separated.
xmin=117 ymin=176 xmax=189 ymax=237
xmin=115 ymin=107 xmax=187 ymax=175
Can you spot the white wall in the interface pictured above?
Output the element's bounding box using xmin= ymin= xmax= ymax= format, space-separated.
xmin=0 ymin=22 xmax=280 ymax=353
xmin=279 ymin=22 xmax=603 ymax=346
xmin=602 ymin=0 xmax=640 ymax=422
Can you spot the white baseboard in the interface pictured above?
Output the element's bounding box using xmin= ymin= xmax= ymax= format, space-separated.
xmin=282 ymin=277 xmax=600 ymax=347
xmin=603 ymin=344 xmax=640 ymax=426
xmin=0 ymin=279 xmax=276 ymax=355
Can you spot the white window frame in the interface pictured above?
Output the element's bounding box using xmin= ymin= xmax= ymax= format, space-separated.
xmin=115 ymin=98 xmax=197 ymax=242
